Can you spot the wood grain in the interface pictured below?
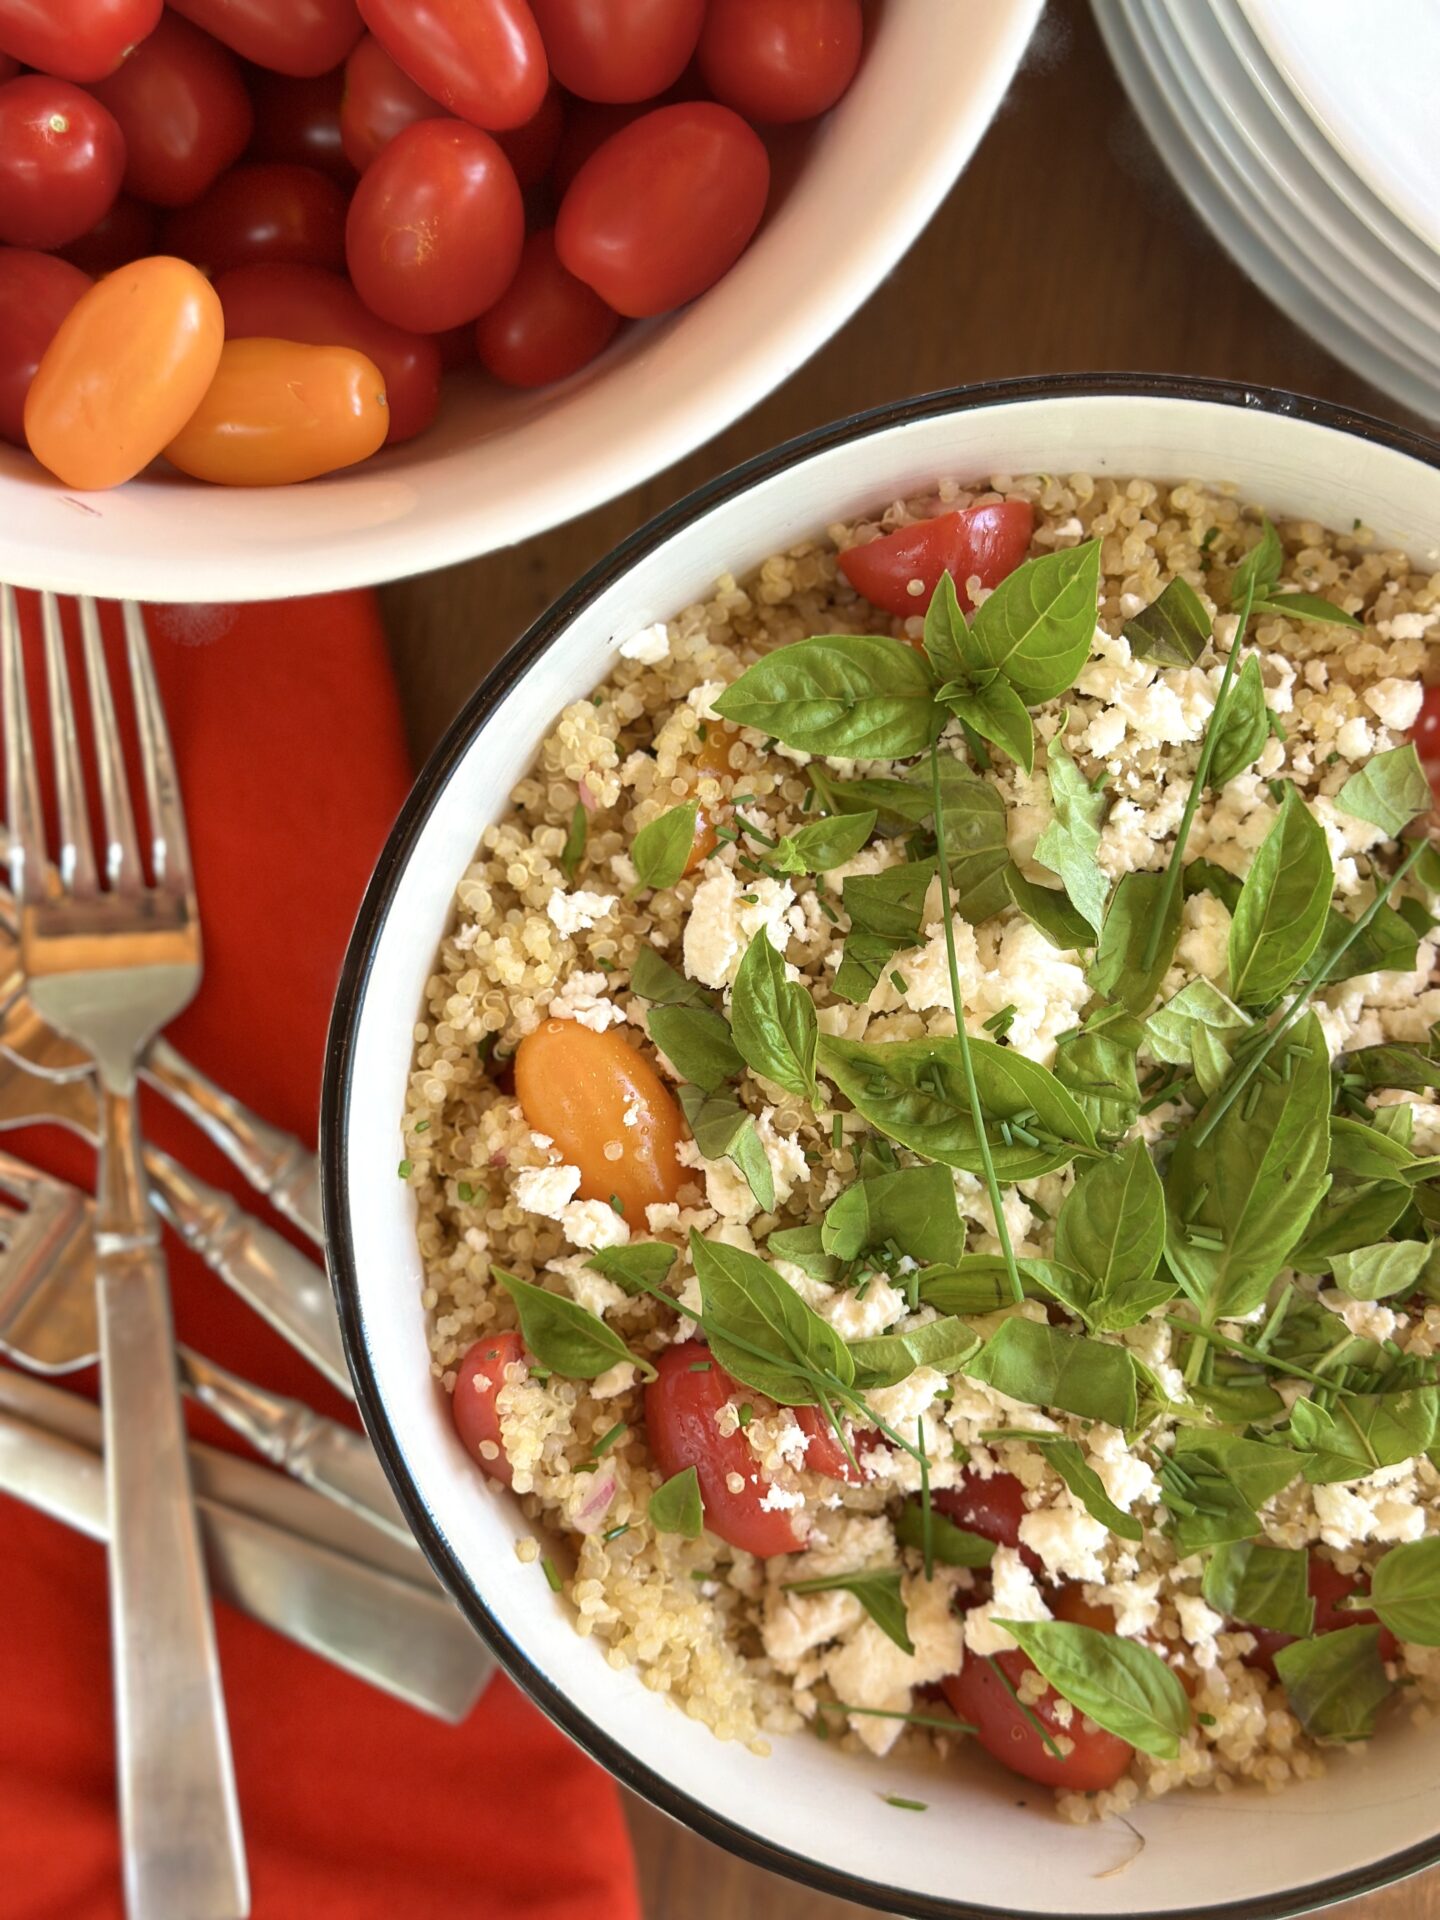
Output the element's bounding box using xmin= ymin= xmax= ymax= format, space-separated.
xmin=380 ymin=0 xmax=1436 ymax=1912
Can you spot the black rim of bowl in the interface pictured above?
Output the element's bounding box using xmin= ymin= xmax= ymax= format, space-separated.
xmin=323 ymin=372 xmax=1440 ymax=1920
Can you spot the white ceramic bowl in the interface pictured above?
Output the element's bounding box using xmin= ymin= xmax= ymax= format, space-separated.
xmin=324 ymin=378 xmax=1440 ymax=1920
xmin=0 ymin=0 xmax=1040 ymax=607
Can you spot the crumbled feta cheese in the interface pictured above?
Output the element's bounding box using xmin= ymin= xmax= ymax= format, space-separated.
xmin=618 ymin=623 xmax=670 ymax=664
xmin=683 ymin=867 xmax=796 ymax=988
xmin=513 ymin=1163 xmax=582 ymax=1218
xmin=546 ymin=888 xmax=618 ymax=937
xmin=590 ymin=1361 xmax=637 ymax=1399
xmin=549 ymin=970 xmax=625 ymax=1031
xmin=1175 ymin=1593 xmax=1224 ymax=1649
xmin=1087 ymin=1424 xmax=1158 ymax=1513
xmin=864 ymin=1364 xmax=947 ymax=1431
xmin=1176 ymin=890 xmax=1232 ymax=988
xmin=1376 ymin=612 xmax=1434 ymax=642
xmin=964 ymin=1547 xmax=1052 ymax=1657
xmin=686 ymin=679 xmax=728 ymax=722
xmin=1018 ymin=1506 xmax=1110 ymax=1583
xmin=823 ymin=1573 xmax=967 ymax=1755
xmin=758 ymin=1483 xmax=805 ymax=1513
xmin=1364 ymin=678 xmax=1423 ymax=732
xmin=559 ymin=1200 xmax=630 ymax=1250
xmin=704 ymin=1156 xmax=759 ymax=1224
xmin=822 ymin=1278 xmax=905 ymax=1341
xmin=550 ymin=1253 xmax=624 ymax=1319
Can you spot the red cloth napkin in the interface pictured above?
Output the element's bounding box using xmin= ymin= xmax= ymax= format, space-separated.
xmin=0 ymin=592 xmax=641 ymax=1920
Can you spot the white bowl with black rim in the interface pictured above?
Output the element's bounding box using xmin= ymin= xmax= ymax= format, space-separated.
xmin=323 ymin=375 xmax=1440 ymax=1920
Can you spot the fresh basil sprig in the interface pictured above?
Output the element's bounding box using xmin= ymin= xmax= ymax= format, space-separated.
xmin=1206 ymin=654 xmax=1269 ymax=788
xmin=847 ymin=1316 xmax=980 ymax=1390
xmin=1227 ymin=784 xmax=1333 ymax=1006
xmin=1201 ymin=1541 xmax=1315 ymax=1638
xmin=1089 ymin=871 xmax=1182 ymax=1016
xmin=650 ymin=1465 xmax=703 ymax=1538
xmin=997 ymin=1619 xmax=1191 ymax=1758
xmin=1273 ymin=1625 xmax=1392 ymax=1741
xmin=964 ymin=1318 xmax=1139 ymax=1427
xmin=821 ymin=1162 xmax=965 ymax=1267
xmin=631 ymin=947 xmax=714 ymax=1007
xmin=925 ymin=573 xmax=1035 ymax=771
xmin=730 ymin=927 xmax=819 ymax=1102
xmin=631 ymin=800 xmax=699 ymax=891
xmin=713 ymin=634 xmax=944 ymax=760
xmin=492 ymin=1266 xmax=655 ymax=1381
xmin=782 ymin=1567 xmax=914 ymax=1656
xmin=1051 ymin=1139 xmax=1169 ymax=1330
xmin=690 ymin=1232 xmax=854 ymax=1407
xmin=1336 ymin=742 xmax=1432 ymax=839
xmin=959 ymin=540 xmax=1101 ymax=702
xmin=648 ymin=1003 xmax=744 ymax=1093
xmin=587 ymin=1243 xmax=677 ymax=1294
xmin=1123 ymin=575 xmax=1211 ymax=667
xmin=560 ymin=800 xmax=587 ymax=881
xmin=1004 ymin=866 xmax=1092 ymax=951
xmin=769 ymin=809 xmax=878 ymax=876
xmin=893 ymin=1498 xmax=995 ymax=1567
xmin=1033 ymin=726 xmax=1109 ymax=936
xmin=833 ymin=858 xmax=936 ymax=1004
xmin=1328 ymin=1239 xmax=1431 ymax=1301
xmin=1052 ymin=1004 xmax=1143 ymax=1143
xmin=1033 ymin=1436 xmax=1142 ymax=1542
xmin=1370 ymin=1536 xmax=1440 ymax=1645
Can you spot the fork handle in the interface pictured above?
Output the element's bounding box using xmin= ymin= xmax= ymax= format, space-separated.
xmin=96 ymin=1082 xmax=249 ymax=1920
xmin=142 ymin=1037 xmax=324 ymax=1248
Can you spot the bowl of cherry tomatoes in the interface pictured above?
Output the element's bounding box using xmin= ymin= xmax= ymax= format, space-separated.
xmin=0 ymin=0 xmax=1042 ymax=603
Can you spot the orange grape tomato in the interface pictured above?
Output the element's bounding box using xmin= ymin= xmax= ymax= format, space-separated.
xmin=24 ymin=254 xmax=223 ymax=490
xmin=683 ymin=720 xmax=738 ymax=872
xmin=163 ymin=336 xmax=388 ymax=486
xmin=514 ymin=1018 xmax=687 ymax=1220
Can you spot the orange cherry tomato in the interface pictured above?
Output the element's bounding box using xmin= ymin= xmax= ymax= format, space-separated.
xmin=163 ymin=336 xmax=388 ymax=486
xmin=451 ymin=1329 xmax=527 ymax=1485
xmin=514 ymin=1018 xmax=686 ymax=1222
xmin=24 ymin=254 xmax=223 ymax=490
xmin=682 ymin=719 xmax=738 ymax=873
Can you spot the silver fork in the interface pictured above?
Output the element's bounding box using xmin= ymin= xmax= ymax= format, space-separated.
xmin=3 ymin=590 xmax=247 ymax=1920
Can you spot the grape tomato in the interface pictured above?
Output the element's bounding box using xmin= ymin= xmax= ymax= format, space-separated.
xmin=452 ymin=1330 xmax=527 ymax=1485
xmin=89 ymin=10 xmax=253 ymax=208
xmin=493 ymin=79 xmax=564 ymax=189
xmin=339 ymin=30 xmax=444 ymax=172
xmin=356 ymin=0 xmax=548 ymax=132
xmin=163 ymin=160 xmax=348 ymax=274
xmin=942 ymin=1652 xmax=1135 ymax=1792
xmin=60 ymin=192 xmax=157 ymax=273
xmin=166 ymin=0 xmax=364 ymax=79
xmin=0 ymin=0 xmax=163 ymax=85
xmin=473 ymin=226 xmax=617 ymax=388
xmin=0 ymin=246 xmax=90 ymax=446
xmin=699 ymin=0 xmax=863 ymax=124
xmin=0 ymin=76 xmax=126 ymax=251
xmin=247 ymin=67 xmax=352 ymax=182
xmin=163 ymin=336 xmax=388 ymax=485
xmin=531 ymin=0 xmax=704 ymax=105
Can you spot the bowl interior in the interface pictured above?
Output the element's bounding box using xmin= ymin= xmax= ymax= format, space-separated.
xmin=330 ymin=384 xmax=1440 ymax=1920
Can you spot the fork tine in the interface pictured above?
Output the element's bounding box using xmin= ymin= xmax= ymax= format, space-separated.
xmin=40 ymin=595 xmax=99 ymax=899
xmin=123 ymin=601 xmax=192 ymax=897
xmin=2 ymin=586 xmax=47 ymax=909
xmin=77 ymin=598 xmax=143 ymax=896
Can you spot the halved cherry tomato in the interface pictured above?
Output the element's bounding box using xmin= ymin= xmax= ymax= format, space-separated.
xmin=216 ymin=260 xmax=440 ymax=441
xmin=247 ymin=67 xmax=352 ymax=183
xmin=89 ymin=11 xmax=252 ymax=209
xmin=163 ymin=336 xmax=388 ymax=486
xmin=346 ymin=118 xmax=523 ymax=331
xmin=474 ymin=226 xmax=617 ymax=388
xmin=942 ymin=1649 xmax=1135 ymax=1792
xmin=645 ymin=1341 xmax=803 ymax=1557
xmin=494 ymin=78 xmax=565 ymax=188
xmin=0 ymin=0 xmax=163 ymax=84
xmin=452 ymin=1328 xmax=527 ymax=1485
xmin=166 ymin=0 xmax=364 ymax=79
xmin=164 ymin=161 xmax=348 ymax=274
xmin=679 ymin=720 xmax=740 ymax=873
xmin=556 ymin=101 xmax=769 ymax=318
xmin=60 ymin=192 xmax=157 ymax=273
xmin=838 ymin=500 xmax=1036 ymax=618
xmin=0 ymin=247 xmax=90 ymax=447
xmin=794 ymin=1404 xmax=881 ymax=1485
xmin=515 ymin=1018 xmax=687 ymax=1220
xmin=699 ymin=0 xmax=863 ymax=125
xmin=0 ymin=77 xmax=126 ymax=251
xmin=1412 ymin=684 xmax=1440 ymax=806
xmin=933 ymin=1468 xmax=1044 ymax=1575
xmin=356 ymin=0 xmax=549 ymax=132
xmin=532 ymin=0 xmax=703 ymax=104
xmin=1241 ymin=1551 xmax=1400 ymax=1679
xmin=339 ymin=31 xmax=444 ymax=172
xmin=25 ymin=254 xmax=224 ymax=489
xmin=1051 ymin=1586 xmax=1119 ymax=1634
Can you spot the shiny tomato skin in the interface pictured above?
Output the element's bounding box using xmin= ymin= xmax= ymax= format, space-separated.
xmin=1241 ymin=1552 xmax=1400 ymax=1679
xmin=699 ymin=0 xmax=862 ymax=124
xmin=474 ymin=226 xmax=617 ymax=387
xmin=0 ymin=0 xmax=163 ymax=84
xmin=556 ymin=101 xmax=769 ymax=317
xmin=793 ymin=1404 xmax=884 ymax=1485
xmin=346 ymin=117 xmax=523 ymax=331
xmin=247 ymin=66 xmax=352 ymax=182
xmin=452 ymin=1329 xmax=527 ymax=1485
xmin=645 ymin=1342 xmax=803 ymax=1557
xmin=0 ymin=77 xmax=126 ymax=251
xmin=0 ymin=55 xmax=14 ymax=83
xmin=216 ymin=260 xmax=440 ymax=441
xmin=339 ymin=30 xmax=443 ymax=172
xmin=89 ymin=12 xmax=252 ymax=208
xmin=60 ymin=192 xmax=157 ymax=272
xmin=494 ymin=78 xmax=564 ymax=188
xmin=551 ymin=96 xmax=640 ymax=196
xmin=532 ymin=0 xmax=703 ymax=104
xmin=932 ymin=1467 xmax=1045 ymax=1576
xmin=0 ymin=247 xmax=90 ymax=446
xmin=163 ymin=335 xmax=388 ymax=484
xmin=163 ymin=161 xmax=348 ymax=274
xmin=838 ymin=500 xmax=1036 ymax=618
xmin=165 ymin=0 xmax=363 ymax=78
xmin=356 ymin=0 xmax=548 ymax=132
xmin=942 ymin=1652 xmax=1135 ymax=1792
xmin=1413 ymin=684 xmax=1440 ymax=805
xmin=25 ymin=254 xmax=224 ymax=489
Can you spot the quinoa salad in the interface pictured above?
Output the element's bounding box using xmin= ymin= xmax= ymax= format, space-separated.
xmin=405 ymin=474 xmax=1440 ymax=1821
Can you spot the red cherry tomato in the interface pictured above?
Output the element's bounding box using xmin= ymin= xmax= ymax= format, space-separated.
xmin=89 ymin=12 xmax=252 ymax=209
xmin=1242 ymin=1552 xmax=1400 ymax=1679
xmin=340 ymin=31 xmax=442 ymax=172
xmin=164 ymin=161 xmax=348 ymax=275
xmin=494 ymin=79 xmax=564 ymax=188
xmin=217 ymin=260 xmax=440 ymax=442
xmin=0 ymin=55 xmax=14 ymax=83
xmin=942 ymin=1650 xmax=1136 ymax=1792
xmin=531 ymin=0 xmax=703 ymax=104
xmin=452 ymin=1329 xmax=527 ymax=1486
xmin=792 ymin=1405 xmax=884 ymax=1486
xmin=932 ymin=1468 xmax=1046 ymax=1577
xmin=165 ymin=0 xmax=363 ymax=78
xmin=346 ymin=118 xmax=523 ymax=331
xmin=0 ymin=247 xmax=90 ymax=446
xmin=1412 ymin=684 xmax=1440 ymax=805
xmin=433 ymin=321 xmax=474 ymax=369
xmin=0 ymin=0 xmax=163 ymax=84
xmin=644 ymin=1343 xmax=805 ymax=1558
xmin=551 ymin=96 xmax=641 ymax=196
xmin=356 ymin=0 xmax=548 ymax=131
xmin=838 ymin=501 xmax=1037 ymax=619
xmin=556 ymin=101 xmax=768 ymax=318
xmin=247 ymin=67 xmax=352 ymax=183
xmin=60 ymin=192 xmax=157 ymax=273
xmin=0 ymin=77 xmax=125 ymax=251
xmin=474 ymin=226 xmax=617 ymax=388
xmin=699 ymin=0 xmax=863 ymax=124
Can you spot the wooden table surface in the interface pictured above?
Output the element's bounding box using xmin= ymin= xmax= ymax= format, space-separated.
xmin=379 ymin=2 xmax=1434 ymax=1914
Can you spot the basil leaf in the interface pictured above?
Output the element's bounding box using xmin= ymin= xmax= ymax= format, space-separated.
xmin=1004 ymin=865 xmax=1092 ymax=951
xmin=631 ymin=947 xmax=713 ymax=1007
xmin=1035 ymin=1436 xmax=1142 ymax=1541
xmin=677 ymin=1086 xmax=775 ymax=1211
xmin=1054 ymin=1136 xmax=1165 ymax=1308
xmin=1202 ymin=1541 xmax=1315 ymax=1638
xmin=964 ymin=1318 xmax=1138 ymax=1426
xmin=893 ymin=1498 xmax=995 ymax=1567
xmin=966 ymin=540 xmax=1101 ymax=702
xmin=1252 ymin=589 xmax=1361 ymax=630
xmin=690 ymin=1231 xmax=853 ymax=1405
xmin=921 ymin=570 xmax=968 ymax=683
xmin=766 ymin=1223 xmax=839 ymax=1285
xmin=730 ymin=928 xmax=818 ymax=1102
xmin=997 ymin=1619 xmax=1189 ymax=1758
xmin=1052 ymin=1004 xmax=1143 ymax=1143
xmin=1228 ymin=785 xmax=1333 ymax=1005
xmin=632 ymin=800 xmax=699 ymax=891
xmin=1370 ymin=1536 xmax=1440 ymax=1645
xmin=1026 ymin=1256 xmax=1175 ymax=1333
xmin=1337 ymin=743 xmax=1432 ymax=840
xmin=1296 ymin=1178 xmax=1412 ymax=1264
xmin=916 ymin=1254 xmax=1054 ymax=1315
xmin=560 ymin=800 xmax=587 ymax=881
xmin=1183 ymin=858 xmax=1243 ymax=913
xmin=1146 ymin=980 xmax=1252 ymax=1077
xmin=1089 ymin=871 xmax=1182 ymax=1015
xmin=1274 ymin=1625 xmax=1392 ymax=1741
xmin=822 ymin=1162 xmax=965 ymax=1267
xmin=649 ymin=1465 xmax=703 ymax=1538
xmin=1374 ymin=1102 xmax=1416 ymax=1148
xmin=714 ymin=635 xmax=944 ymax=759
xmin=942 ymin=675 xmax=1035 ymax=773
xmin=648 ymin=1004 xmax=744 ymax=1094
xmin=587 ymin=1242 xmax=677 ymax=1294
xmin=808 ymin=764 xmax=934 ymax=832
xmin=770 ymin=809 xmax=878 ymax=876
xmin=819 ymin=1033 xmax=1096 ymax=1179
xmin=1164 ymin=1010 xmax=1332 ymax=1320
xmin=1208 ymin=655 xmax=1269 ymax=788
xmin=1176 ymin=1430 xmax=1301 ymax=1508
xmin=1329 ymin=1239 xmax=1431 ymax=1301
xmin=834 ymin=858 xmax=935 ymax=1003
xmin=1306 ymin=899 xmax=1418 ymax=985
xmin=848 ymin=1315 xmax=980 ymax=1389
xmin=1288 ymin=1391 xmax=1437 ymax=1483
xmin=782 ymin=1566 xmax=914 ymax=1656
xmin=1033 ymin=728 xmax=1109 ymax=936
xmin=936 ymin=758 xmax=1012 ymax=922
xmin=1229 ymin=517 xmax=1283 ymax=607
xmin=1123 ymin=575 xmax=1211 ymax=666
xmin=1189 ymin=1378 xmax=1285 ymax=1425
xmin=1160 ymin=1432 xmax=1298 ymax=1553
xmin=729 ymin=1117 xmax=777 ymax=1211
xmin=1342 ymin=1039 xmax=1440 ymax=1094
xmin=492 ymin=1265 xmax=654 ymax=1381
xmin=1328 ymin=1115 xmax=1428 ymax=1182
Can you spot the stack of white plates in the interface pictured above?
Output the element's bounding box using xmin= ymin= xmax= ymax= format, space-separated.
xmin=1093 ymin=0 xmax=1440 ymax=421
